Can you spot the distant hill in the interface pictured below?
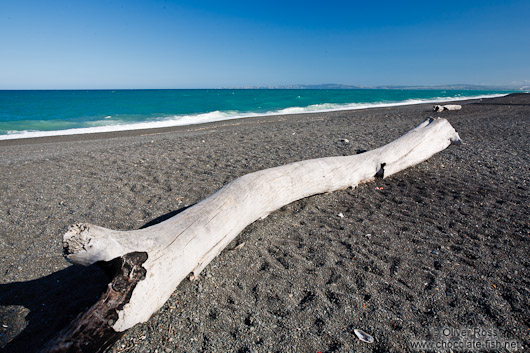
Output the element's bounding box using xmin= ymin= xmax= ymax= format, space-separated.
xmin=247 ymin=83 xmax=526 ymax=90
xmin=374 ymin=84 xmax=524 ymax=90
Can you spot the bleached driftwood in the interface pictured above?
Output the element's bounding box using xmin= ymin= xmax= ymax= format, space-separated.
xmin=42 ymin=118 xmax=461 ymax=352
xmin=433 ymin=104 xmax=462 ymax=112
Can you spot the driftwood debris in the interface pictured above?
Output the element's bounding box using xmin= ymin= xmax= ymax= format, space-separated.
xmin=433 ymin=104 xmax=462 ymax=112
xmin=42 ymin=118 xmax=461 ymax=352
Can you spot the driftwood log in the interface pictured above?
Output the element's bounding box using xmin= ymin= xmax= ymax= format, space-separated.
xmin=42 ymin=117 xmax=461 ymax=352
xmin=433 ymin=104 xmax=462 ymax=112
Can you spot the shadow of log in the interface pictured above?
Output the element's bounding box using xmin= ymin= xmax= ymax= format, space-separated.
xmin=140 ymin=204 xmax=192 ymax=229
xmin=0 ymin=265 xmax=109 ymax=353
xmin=0 ymin=206 xmax=192 ymax=352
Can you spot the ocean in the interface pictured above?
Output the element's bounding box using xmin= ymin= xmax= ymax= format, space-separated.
xmin=0 ymin=89 xmax=515 ymax=140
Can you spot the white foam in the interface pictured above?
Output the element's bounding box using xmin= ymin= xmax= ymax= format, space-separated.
xmin=0 ymin=94 xmax=507 ymax=141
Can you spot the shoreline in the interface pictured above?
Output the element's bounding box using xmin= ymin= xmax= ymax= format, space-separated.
xmin=0 ymin=93 xmax=508 ymax=144
xmin=1 ymin=93 xmax=528 ymax=352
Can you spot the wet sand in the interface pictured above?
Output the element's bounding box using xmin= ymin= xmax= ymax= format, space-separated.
xmin=1 ymin=94 xmax=529 ymax=352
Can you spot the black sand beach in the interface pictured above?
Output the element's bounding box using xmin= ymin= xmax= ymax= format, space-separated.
xmin=0 ymin=94 xmax=528 ymax=352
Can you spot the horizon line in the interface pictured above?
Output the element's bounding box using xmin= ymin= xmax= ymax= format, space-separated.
xmin=0 ymin=84 xmax=527 ymax=91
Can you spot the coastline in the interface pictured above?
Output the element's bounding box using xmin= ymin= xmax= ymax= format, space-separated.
xmin=0 ymin=93 xmax=509 ymax=143
xmin=0 ymin=93 xmax=528 ymax=352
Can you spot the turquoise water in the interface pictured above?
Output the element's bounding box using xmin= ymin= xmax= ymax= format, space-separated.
xmin=0 ymin=89 xmax=514 ymax=140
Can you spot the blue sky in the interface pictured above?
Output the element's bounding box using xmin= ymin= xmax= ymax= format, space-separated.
xmin=1 ymin=0 xmax=529 ymax=89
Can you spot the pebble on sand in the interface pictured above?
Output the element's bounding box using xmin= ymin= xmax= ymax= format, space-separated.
xmin=354 ymin=328 xmax=375 ymax=343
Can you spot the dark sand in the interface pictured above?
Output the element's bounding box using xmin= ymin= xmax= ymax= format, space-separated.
xmin=0 ymin=94 xmax=528 ymax=352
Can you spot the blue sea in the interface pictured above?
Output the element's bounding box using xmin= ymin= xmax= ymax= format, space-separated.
xmin=0 ymin=89 xmax=515 ymax=140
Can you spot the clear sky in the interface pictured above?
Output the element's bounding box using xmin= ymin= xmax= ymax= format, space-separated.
xmin=1 ymin=0 xmax=529 ymax=89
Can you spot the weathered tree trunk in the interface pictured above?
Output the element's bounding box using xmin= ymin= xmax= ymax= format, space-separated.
xmin=41 ymin=118 xmax=461 ymax=352
xmin=434 ymin=104 xmax=462 ymax=112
